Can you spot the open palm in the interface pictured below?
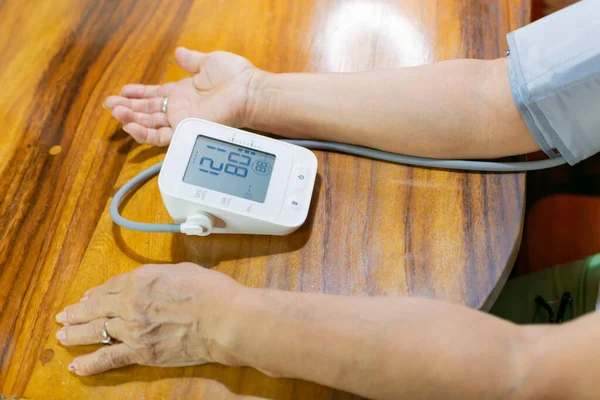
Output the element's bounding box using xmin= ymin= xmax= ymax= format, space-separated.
xmin=104 ymin=48 xmax=256 ymax=146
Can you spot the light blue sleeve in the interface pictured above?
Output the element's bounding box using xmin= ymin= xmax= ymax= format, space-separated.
xmin=507 ymin=0 xmax=600 ymax=165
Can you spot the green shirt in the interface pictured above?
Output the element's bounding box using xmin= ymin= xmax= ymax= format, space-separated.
xmin=491 ymin=254 xmax=600 ymax=324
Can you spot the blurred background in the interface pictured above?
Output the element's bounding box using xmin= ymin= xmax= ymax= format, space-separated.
xmin=515 ymin=0 xmax=600 ymax=276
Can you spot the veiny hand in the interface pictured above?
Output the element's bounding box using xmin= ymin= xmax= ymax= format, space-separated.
xmin=103 ymin=47 xmax=258 ymax=146
xmin=55 ymin=263 xmax=243 ymax=376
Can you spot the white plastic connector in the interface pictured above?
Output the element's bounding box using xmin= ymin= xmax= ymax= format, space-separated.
xmin=180 ymin=213 xmax=215 ymax=236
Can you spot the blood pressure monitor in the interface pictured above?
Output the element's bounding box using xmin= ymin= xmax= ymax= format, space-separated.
xmin=158 ymin=118 xmax=317 ymax=236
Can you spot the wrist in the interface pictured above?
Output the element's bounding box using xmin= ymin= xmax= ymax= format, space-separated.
xmin=208 ymin=286 xmax=287 ymax=378
xmin=243 ymin=68 xmax=277 ymax=131
xmin=205 ymin=285 xmax=265 ymax=367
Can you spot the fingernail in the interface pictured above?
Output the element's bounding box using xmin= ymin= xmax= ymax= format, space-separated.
xmin=56 ymin=312 xmax=66 ymax=324
xmin=68 ymin=362 xmax=78 ymax=373
xmin=102 ymin=103 xmax=106 ymax=109
xmin=84 ymin=290 xmax=91 ymax=296
xmin=56 ymin=328 xmax=66 ymax=342
xmin=122 ymin=125 xmax=130 ymax=133
xmin=80 ymin=295 xmax=89 ymax=302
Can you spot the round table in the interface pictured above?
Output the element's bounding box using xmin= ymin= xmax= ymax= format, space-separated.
xmin=0 ymin=0 xmax=527 ymax=398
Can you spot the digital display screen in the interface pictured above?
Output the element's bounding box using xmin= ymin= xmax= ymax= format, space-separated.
xmin=182 ymin=135 xmax=276 ymax=203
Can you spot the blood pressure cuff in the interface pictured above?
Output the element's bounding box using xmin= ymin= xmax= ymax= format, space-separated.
xmin=507 ymin=0 xmax=600 ymax=165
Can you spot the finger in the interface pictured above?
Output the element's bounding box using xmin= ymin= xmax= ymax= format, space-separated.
xmin=56 ymin=296 xmax=120 ymax=325
xmin=123 ymin=123 xmax=173 ymax=147
xmin=84 ymin=273 xmax=129 ymax=299
xmin=69 ymin=343 xmax=135 ymax=376
xmin=175 ymin=47 xmax=207 ymax=74
xmin=103 ymin=95 xmax=164 ymax=113
xmin=57 ymin=317 xmax=127 ymax=346
xmin=111 ymin=106 xmax=169 ymax=129
xmin=119 ymin=83 xmax=175 ymax=99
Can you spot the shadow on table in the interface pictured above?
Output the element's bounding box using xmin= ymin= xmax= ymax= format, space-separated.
xmin=73 ymin=361 xmax=359 ymax=399
xmin=129 ymin=146 xmax=165 ymax=163
xmin=112 ymin=173 xmax=322 ymax=267
xmin=171 ymin=175 xmax=322 ymax=267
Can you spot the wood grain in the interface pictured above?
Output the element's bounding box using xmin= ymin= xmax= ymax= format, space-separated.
xmin=0 ymin=0 xmax=528 ymax=398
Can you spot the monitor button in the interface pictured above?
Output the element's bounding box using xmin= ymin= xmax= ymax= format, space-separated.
xmin=287 ymin=197 xmax=302 ymax=210
xmin=291 ymin=164 xmax=308 ymax=190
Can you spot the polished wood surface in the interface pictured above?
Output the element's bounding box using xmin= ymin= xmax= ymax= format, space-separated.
xmin=0 ymin=0 xmax=528 ymax=398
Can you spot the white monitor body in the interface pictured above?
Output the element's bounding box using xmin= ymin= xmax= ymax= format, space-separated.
xmin=158 ymin=118 xmax=318 ymax=236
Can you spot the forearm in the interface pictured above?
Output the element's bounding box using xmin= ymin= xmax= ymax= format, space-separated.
xmin=246 ymin=58 xmax=539 ymax=159
xmin=213 ymin=289 xmax=536 ymax=400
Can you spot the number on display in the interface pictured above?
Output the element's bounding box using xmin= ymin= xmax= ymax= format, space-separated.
xmin=198 ymin=145 xmax=251 ymax=178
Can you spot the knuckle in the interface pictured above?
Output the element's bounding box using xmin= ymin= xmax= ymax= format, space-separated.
xmin=138 ymin=343 xmax=159 ymax=363
xmin=158 ymin=132 xmax=168 ymax=147
xmin=178 ymin=261 xmax=195 ymax=268
xmin=94 ymin=349 xmax=129 ymax=369
xmin=79 ymin=303 xmax=95 ymax=319
xmin=64 ymin=305 xmax=75 ymax=322
xmin=86 ymin=323 xmax=98 ymax=340
xmin=131 ymin=298 xmax=152 ymax=321
xmin=112 ymin=351 xmax=130 ymax=366
xmin=149 ymin=302 xmax=161 ymax=316
xmin=117 ymin=295 xmax=135 ymax=318
xmin=66 ymin=304 xmax=82 ymax=322
xmin=96 ymin=350 xmax=115 ymax=367
xmin=130 ymin=324 xmax=146 ymax=341
xmin=137 ymin=264 xmax=159 ymax=273
xmin=114 ymin=292 xmax=126 ymax=308
xmin=90 ymin=318 xmax=106 ymax=339
xmin=127 ymin=323 xmax=158 ymax=349
xmin=130 ymin=295 xmax=145 ymax=309
xmin=119 ymin=294 xmax=147 ymax=321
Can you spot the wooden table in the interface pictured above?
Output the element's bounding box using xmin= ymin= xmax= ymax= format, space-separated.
xmin=0 ymin=0 xmax=528 ymax=398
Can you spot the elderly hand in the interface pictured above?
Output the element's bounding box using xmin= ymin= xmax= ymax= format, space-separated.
xmin=103 ymin=47 xmax=259 ymax=146
xmin=56 ymin=263 xmax=243 ymax=375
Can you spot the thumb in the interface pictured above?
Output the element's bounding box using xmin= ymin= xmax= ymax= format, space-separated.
xmin=175 ymin=47 xmax=206 ymax=74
